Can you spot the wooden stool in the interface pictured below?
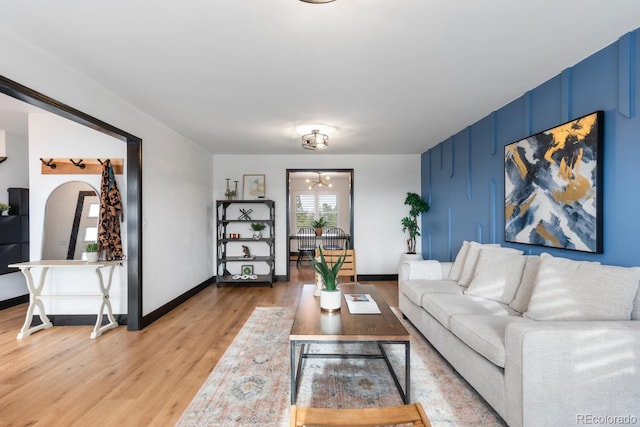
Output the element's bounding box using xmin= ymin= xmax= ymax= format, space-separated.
xmin=290 ymin=403 xmax=432 ymax=427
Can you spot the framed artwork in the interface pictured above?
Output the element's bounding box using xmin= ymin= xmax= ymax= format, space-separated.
xmin=241 ymin=265 xmax=253 ymax=275
xmin=242 ymin=174 xmax=266 ymax=199
xmin=504 ymin=111 xmax=603 ymax=253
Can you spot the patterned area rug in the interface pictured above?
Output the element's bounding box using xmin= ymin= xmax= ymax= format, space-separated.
xmin=177 ymin=307 xmax=506 ymax=426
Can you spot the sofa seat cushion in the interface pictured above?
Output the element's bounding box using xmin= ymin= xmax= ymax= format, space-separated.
xmin=401 ymin=279 xmax=463 ymax=306
xmin=449 ymin=314 xmax=529 ymax=368
xmin=421 ymin=293 xmax=519 ymax=329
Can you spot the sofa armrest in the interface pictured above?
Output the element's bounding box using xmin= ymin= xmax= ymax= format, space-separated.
xmin=398 ymin=260 xmax=452 ymax=282
xmin=504 ymin=321 xmax=640 ymax=427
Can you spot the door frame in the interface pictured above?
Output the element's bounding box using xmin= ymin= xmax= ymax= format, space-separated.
xmin=0 ymin=75 xmax=144 ymax=330
xmin=285 ymin=168 xmax=353 ymax=282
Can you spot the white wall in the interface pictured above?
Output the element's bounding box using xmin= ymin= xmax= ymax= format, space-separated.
xmin=0 ymin=130 xmax=29 ymax=300
xmin=1 ymin=30 xmax=214 ymax=316
xmin=213 ymin=154 xmax=421 ymax=275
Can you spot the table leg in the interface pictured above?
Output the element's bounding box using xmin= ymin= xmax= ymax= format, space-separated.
xmin=290 ymin=341 xmax=297 ymax=404
xmin=17 ymin=267 xmax=53 ymax=339
xmin=90 ymin=264 xmax=119 ymax=339
xmin=405 ymin=341 xmax=411 ymax=404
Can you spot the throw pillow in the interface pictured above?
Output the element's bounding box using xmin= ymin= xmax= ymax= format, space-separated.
xmin=465 ymin=248 xmax=526 ymax=304
xmin=509 ymin=255 xmax=541 ymax=313
xmin=457 ymin=242 xmax=501 ymax=287
xmin=525 ymin=253 xmax=640 ymax=321
xmin=448 ymin=241 xmax=470 ymax=281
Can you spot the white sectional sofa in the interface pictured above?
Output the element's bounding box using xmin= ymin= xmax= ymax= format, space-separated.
xmin=398 ymin=241 xmax=640 ymax=427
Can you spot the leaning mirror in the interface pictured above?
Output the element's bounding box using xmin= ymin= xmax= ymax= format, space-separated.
xmin=42 ymin=181 xmax=99 ymax=260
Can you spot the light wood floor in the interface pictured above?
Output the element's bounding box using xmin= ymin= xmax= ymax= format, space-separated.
xmin=0 ymin=265 xmax=398 ymax=426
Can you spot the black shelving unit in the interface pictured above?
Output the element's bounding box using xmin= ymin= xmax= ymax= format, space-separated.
xmin=216 ymin=199 xmax=275 ymax=287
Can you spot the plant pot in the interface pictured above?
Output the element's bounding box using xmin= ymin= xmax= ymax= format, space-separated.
xmin=315 ymin=228 xmax=323 ymax=236
xmin=253 ymin=231 xmax=262 ymax=240
xmin=86 ymin=252 xmax=99 ymax=262
xmin=320 ymin=289 xmax=341 ymax=312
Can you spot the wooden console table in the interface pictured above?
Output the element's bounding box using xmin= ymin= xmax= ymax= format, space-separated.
xmin=8 ymin=260 xmax=124 ymax=339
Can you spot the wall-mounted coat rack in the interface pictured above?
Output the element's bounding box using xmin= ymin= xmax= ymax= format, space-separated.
xmin=40 ymin=158 xmax=124 ymax=175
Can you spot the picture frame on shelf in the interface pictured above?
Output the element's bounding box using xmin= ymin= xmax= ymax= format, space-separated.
xmin=241 ymin=265 xmax=254 ymax=275
xmin=242 ymin=174 xmax=266 ymax=199
xmin=504 ymin=110 xmax=603 ymax=253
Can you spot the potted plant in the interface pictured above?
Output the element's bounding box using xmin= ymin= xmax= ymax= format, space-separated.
xmin=401 ymin=192 xmax=429 ymax=255
xmin=224 ymin=189 xmax=237 ymax=200
xmin=0 ymin=203 xmax=9 ymax=216
xmin=250 ymin=222 xmax=266 ymax=239
xmin=311 ymin=217 xmax=328 ymax=236
xmin=309 ymin=246 xmax=346 ymax=312
xmin=85 ymin=242 xmax=99 ymax=262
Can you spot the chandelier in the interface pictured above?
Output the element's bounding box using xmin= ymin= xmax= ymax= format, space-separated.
xmin=299 ymin=0 xmax=336 ymax=3
xmin=306 ymin=172 xmax=332 ymax=189
xmin=301 ymin=129 xmax=329 ymax=150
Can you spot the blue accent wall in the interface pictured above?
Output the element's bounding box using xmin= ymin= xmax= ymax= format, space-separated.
xmin=421 ymin=29 xmax=640 ymax=267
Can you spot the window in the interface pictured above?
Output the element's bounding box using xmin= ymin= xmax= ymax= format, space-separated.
xmin=296 ymin=192 xmax=338 ymax=229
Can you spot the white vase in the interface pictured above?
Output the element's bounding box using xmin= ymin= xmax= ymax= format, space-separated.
xmin=86 ymin=252 xmax=99 ymax=262
xmin=320 ymin=288 xmax=341 ymax=312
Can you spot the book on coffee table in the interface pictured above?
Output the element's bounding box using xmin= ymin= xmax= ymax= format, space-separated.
xmin=344 ymin=293 xmax=381 ymax=314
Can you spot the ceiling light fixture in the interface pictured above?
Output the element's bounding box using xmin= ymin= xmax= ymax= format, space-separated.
xmin=299 ymin=0 xmax=336 ymax=3
xmin=301 ymin=129 xmax=329 ymax=150
xmin=306 ymin=172 xmax=332 ymax=189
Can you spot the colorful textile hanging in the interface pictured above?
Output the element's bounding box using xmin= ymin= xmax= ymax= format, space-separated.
xmin=98 ymin=159 xmax=125 ymax=260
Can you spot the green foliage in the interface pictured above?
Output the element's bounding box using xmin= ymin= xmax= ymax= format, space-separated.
xmin=86 ymin=242 xmax=99 ymax=252
xmin=250 ymin=222 xmax=267 ymax=231
xmin=311 ymin=216 xmax=328 ymax=229
xmin=0 ymin=203 xmax=9 ymax=212
xmin=308 ymin=246 xmax=346 ymax=291
xmin=401 ymin=192 xmax=429 ymax=254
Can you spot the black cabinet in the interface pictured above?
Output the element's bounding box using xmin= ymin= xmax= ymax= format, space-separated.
xmin=216 ymin=200 xmax=275 ymax=286
xmin=1 ymin=188 xmax=29 ymax=275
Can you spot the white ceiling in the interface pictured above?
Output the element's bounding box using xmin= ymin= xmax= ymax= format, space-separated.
xmin=1 ymin=1 xmax=640 ymax=155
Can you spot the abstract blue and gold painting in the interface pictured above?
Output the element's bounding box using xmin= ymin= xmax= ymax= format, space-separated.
xmin=504 ymin=111 xmax=603 ymax=253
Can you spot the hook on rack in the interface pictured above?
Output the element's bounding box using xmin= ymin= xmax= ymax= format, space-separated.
xmin=40 ymin=158 xmax=57 ymax=169
xmin=70 ymin=158 xmax=86 ymax=169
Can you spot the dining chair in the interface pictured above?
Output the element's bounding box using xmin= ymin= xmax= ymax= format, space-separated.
xmin=296 ymin=227 xmax=317 ymax=267
xmin=290 ymin=403 xmax=432 ymax=426
xmin=322 ymin=227 xmax=348 ymax=250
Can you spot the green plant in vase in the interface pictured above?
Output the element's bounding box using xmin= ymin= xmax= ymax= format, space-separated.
xmin=309 ymin=246 xmax=346 ymax=311
xmin=85 ymin=242 xmax=99 ymax=262
xmin=401 ymin=192 xmax=429 ymax=254
xmin=311 ymin=216 xmax=328 ymax=236
xmin=0 ymin=203 xmax=9 ymax=215
xmin=250 ymin=222 xmax=266 ymax=239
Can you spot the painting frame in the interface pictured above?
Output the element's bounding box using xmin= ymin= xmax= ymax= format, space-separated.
xmin=504 ymin=110 xmax=603 ymax=253
xmin=242 ymin=174 xmax=266 ymax=200
xmin=241 ymin=265 xmax=253 ymax=275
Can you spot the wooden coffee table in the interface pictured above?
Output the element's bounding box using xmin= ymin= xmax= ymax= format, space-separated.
xmin=289 ymin=283 xmax=411 ymax=404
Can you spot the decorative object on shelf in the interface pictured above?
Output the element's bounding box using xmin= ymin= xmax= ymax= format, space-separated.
xmin=401 ymin=192 xmax=429 ymax=255
xmin=229 ymin=233 xmax=240 ymax=239
xmin=85 ymin=242 xmax=99 ymax=262
xmin=224 ymin=178 xmax=237 ymax=200
xmin=309 ymin=246 xmax=346 ymax=312
xmin=250 ymin=222 xmax=266 ymax=239
xmin=505 ymin=111 xmax=603 ymax=253
xmin=306 ymin=171 xmax=332 ymax=189
xmin=242 ymin=245 xmax=251 ymax=258
xmin=243 ymin=174 xmax=266 ymax=199
xmin=0 ymin=203 xmax=9 ymax=216
xmin=241 ymin=265 xmax=254 ymax=275
xmin=301 ymin=129 xmax=329 ymax=150
xmin=311 ymin=216 xmax=328 ymax=236
xmin=238 ymin=208 xmax=253 ymax=220
xmin=231 ymin=274 xmax=258 ymax=280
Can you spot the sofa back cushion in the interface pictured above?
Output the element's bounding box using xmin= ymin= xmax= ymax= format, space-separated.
xmin=509 ymin=255 xmax=541 ymax=313
xmin=448 ymin=241 xmax=470 ymax=282
xmin=464 ymin=247 xmax=526 ymax=304
xmin=525 ymin=253 xmax=640 ymax=321
xmin=457 ymin=242 xmax=501 ymax=287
